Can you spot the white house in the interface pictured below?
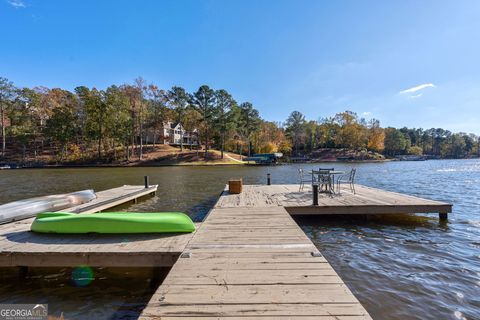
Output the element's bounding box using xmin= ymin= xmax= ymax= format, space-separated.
xmin=146 ymin=122 xmax=199 ymax=146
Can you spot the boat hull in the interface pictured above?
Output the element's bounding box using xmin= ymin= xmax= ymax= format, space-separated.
xmin=31 ymin=212 xmax=195 ymax=234
xmin=0 ymin=190 xmax=96 ymax=224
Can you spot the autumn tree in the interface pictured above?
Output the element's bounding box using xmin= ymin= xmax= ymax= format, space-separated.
xmin=44 ymin=89 xmax=79 ymax=163
xmin=75 ymin=87 xmax=111 ymax=159
xmin=214 ymin=89 xmax=236 ymax=158
xmin=146 ymin=85 xmax=169 ymax=148
xmin=167 ymin=86 xmax=190 ymax=151
xmin=317 ymin=118 xmax=338 ymax=148
xmin=333 ymin=111 xmax=367 ymax=151
xmin=191 ymin=85 xmax=215 ymax=158
xmin=252 ymin=121 xmax=291 ymax=154
xmin=120 ymin=84 xmax=144 ymax=160
xmin=238 ymin=102 xmax=261 ymax=156
xmin=0 ymin=77 xmax=16 ymax=157
xmin=367 ymin=119 xmax=385 ymax=153
xmin=105 ymin=85 xmax=131 ymax=160
xmin=12 ymin=88 xmax=47 ymax=160
xmin=285 ymin=111 xmax=306 ymax=155
xmin=384 ymin=127 xmax=410 ymax=156
xmin=305 ymin=120 xmax=318 ymax=153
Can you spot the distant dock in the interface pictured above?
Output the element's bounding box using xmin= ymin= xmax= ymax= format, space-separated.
xmin=0 ymin=182 xmax=452 ymax=319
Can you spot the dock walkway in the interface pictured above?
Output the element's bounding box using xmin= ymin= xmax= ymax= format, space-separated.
xmin=140 ymin=194 xmax=373 ymax=319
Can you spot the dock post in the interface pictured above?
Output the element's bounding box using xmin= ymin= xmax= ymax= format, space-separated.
xmin=439 ymin=212 xmax=448 ymax=221
xmin=313 ymin=184 xmax=318 ymax=205
xmin=267 ymin=173 xmax=271 ymax=185
xmin=144 ymin=176 xmax=149 ymax=188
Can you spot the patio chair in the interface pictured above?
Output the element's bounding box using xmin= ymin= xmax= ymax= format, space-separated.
xmin=336 ymin=168 xmax=356 ymax=194
xmin=298 ymin=168 xmax=313 ymax=191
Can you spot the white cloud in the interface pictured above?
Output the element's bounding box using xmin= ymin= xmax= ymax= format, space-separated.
xmin=409 ymin=93 xmax=423 ymax=99
xmin=362 ymin=111 xmax=372 ymax=117
xmin=7 ymin=0 xmax=26 ymax=8
xmin=399 ymin=83 xmax=435 ymax=94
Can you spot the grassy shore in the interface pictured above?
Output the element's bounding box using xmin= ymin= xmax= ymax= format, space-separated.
xmin=1 ymin=145 xmax=247 ymax=167
xmin=134 ymin=147 xmax=246 ymax=166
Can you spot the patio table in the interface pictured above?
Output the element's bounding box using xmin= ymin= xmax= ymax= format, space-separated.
xmin=310 ymin=170 xmax=345 ymax=194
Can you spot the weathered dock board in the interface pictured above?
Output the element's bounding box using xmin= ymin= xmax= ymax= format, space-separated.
xmin=140 ymin=205 xmax=372 ymax=319
xmin=66 ymin=184 xmax=158 ymax=213
xmin=0 ymin=185 xmax=197 ymax=267
xmin=215 ymin=184 xmax=452 ymax=219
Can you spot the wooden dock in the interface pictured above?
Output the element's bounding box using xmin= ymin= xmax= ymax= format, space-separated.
xmin=215 ymin=184 xmax=452 ymax=219
xmin=0 ymin=182 xmax=453 ymax=318
xmin=140 ymin=183 xmax=452 ymax=319
xmin=0 ymin=184 xmax=197 ymax=267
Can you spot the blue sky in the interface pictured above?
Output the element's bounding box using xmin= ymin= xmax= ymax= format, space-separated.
xmin=1 ymin=0 xmax=480 ymax=134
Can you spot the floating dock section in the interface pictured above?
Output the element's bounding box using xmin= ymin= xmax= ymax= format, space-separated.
xmin=0 ymin=185 xmax=195 ymax=267
xmin=215 ymin=184 xmax=452 ymax=219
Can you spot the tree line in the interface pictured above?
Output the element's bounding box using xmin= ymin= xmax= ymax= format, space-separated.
xmin=0 ymin=76 xmax=290 ymax=164
xmin=284 ymin=110 xmax=480 ymax=159
xmin=0 ymin=76 xmax=478 ymax=164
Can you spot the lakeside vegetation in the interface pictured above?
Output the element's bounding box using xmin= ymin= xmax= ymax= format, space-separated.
xmin=0 ymin=76 xmax=479 ymax=166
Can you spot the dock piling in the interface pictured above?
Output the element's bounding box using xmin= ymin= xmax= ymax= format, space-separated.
xmin=312 ymin=184 xmax=318 ymax=205
xmin=144 ymin=176 xmax=149 ymax=188
xmin=439 ymin=212 xmax=448 ymax=221
xmin=267 ymin=173 xmax=271 ymax=185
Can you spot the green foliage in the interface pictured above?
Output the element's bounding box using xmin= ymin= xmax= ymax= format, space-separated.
xmin=238 ymin=102 xmax=261 ymax=156
xmin=214 ymin=89 xmax=237 ymax=157
xmin=191 ymin=85 xmax=216 ymax=156
xmin=384 ymin=128 xmax=410 ymax=156
xmin=332 ymin=111 xmax=367 ymax=151
xmin=285 ymin=111 xmax=306 ymax=155
xmin=408 ymin=145 xmax=423 ymax=155
xmin=167 ymin=86 xmax=190 ymax=150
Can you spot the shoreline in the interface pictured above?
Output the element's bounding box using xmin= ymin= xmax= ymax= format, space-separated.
xmin=5 ymin=157 xmax=478 ymax=170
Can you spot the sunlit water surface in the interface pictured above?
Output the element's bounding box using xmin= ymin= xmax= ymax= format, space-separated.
xmin=0 ymin=160 xmax=479 ymax=319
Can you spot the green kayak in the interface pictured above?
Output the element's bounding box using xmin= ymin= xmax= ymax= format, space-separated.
xmin=31 ymin=212 xmax=195 ymax=234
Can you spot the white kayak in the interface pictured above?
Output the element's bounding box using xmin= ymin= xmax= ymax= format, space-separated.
xmin=0 ymin=190 xmax=96 ymax=224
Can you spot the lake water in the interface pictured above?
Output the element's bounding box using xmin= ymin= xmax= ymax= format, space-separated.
xmin=0 ymin=160 xmax=479 ymax=319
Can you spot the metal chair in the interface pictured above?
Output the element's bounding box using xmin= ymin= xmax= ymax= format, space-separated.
xmin=336 ymin=168 xmax=356 ymax=194
xmin=317 ymin=169 xmax=334 ymax=194
xmin=298 ymin=168 xmax=313 ymax=191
